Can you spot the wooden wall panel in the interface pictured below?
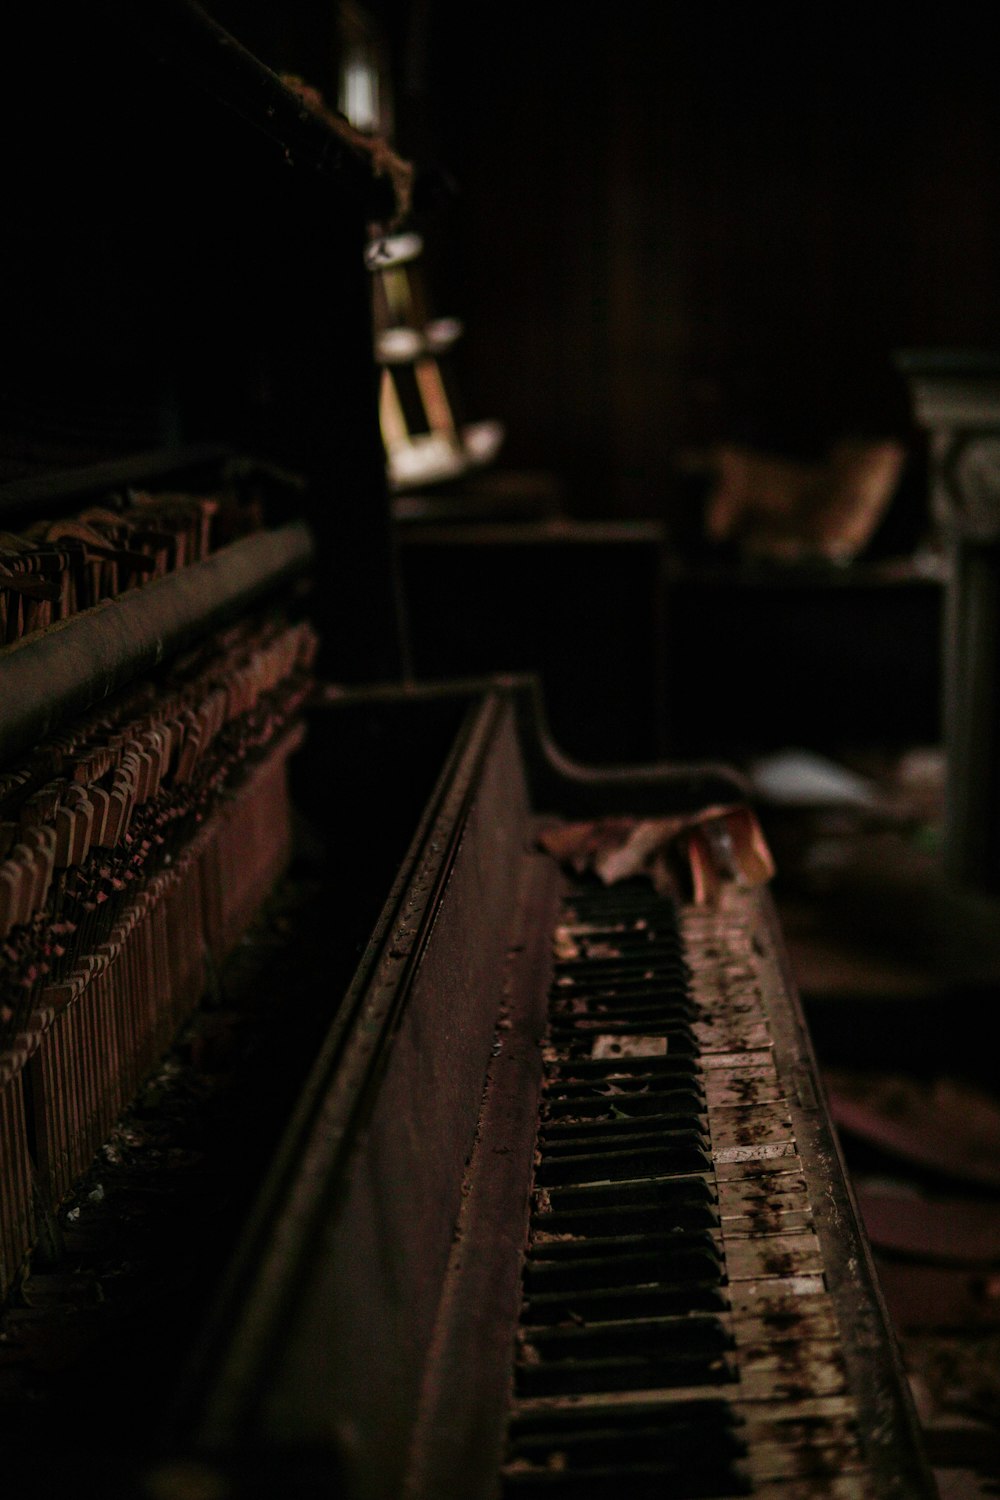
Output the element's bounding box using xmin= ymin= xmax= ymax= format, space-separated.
xmin=406 ymin=4 xmax=1000 ymax=521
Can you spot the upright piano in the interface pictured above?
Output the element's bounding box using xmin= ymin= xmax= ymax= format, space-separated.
xmin=0 ymin=4 xmax=933 ymax=1497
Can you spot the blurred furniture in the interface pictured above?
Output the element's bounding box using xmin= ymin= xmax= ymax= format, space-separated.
xmin=660 ymin=554 xmax=944 ymax=760
xmin=903 ymin=351 xmax=1000 ymax=887
xmin=397 ymin=519 xmax=667 ymax=763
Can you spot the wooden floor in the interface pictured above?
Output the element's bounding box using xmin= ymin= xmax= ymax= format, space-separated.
xmin=763 ymin=752 xmax=1000 ymax=1497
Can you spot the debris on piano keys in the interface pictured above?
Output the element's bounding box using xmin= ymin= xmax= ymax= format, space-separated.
xmin=538 ymin=804 xmax=776 ymax=903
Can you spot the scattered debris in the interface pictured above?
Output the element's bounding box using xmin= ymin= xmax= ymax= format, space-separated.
xmin=537 ymin=805 xmax=774 ymax=904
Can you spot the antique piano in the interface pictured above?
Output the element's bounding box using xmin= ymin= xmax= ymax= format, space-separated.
xmin=0 ymin=471 xmax=935 ymax=1498
xmin=1 ymin=5 xmax=932 ymax=1497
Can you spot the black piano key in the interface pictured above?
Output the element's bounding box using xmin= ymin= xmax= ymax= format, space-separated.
xmin=523 ymin=1242 xmax=723 ymax=1295
xmin=538 ymin=1125 xmax=709 ymax=1157
xmin=521 ymin=1314 xmax=732 ymax=1362
xmin=503 ymin=1458 xmax=749 ymax=1499
xmin=534 ymin=1141 xmax=712 ymax=1186
xmin=533 ymin=1201 xmax=720 ymax=1238
xmin=545 ymin=1049 xmax=698 ymax=1073
xmin=536 ymin=1176 xmax=715 ymax=1214
xmin=520 ymin=1279 xmax=729 ymax=1326
xmin=514 ymin=1348 xmax=737 ymax=1398
xmin=541 ymin=1086 xmax=705 ymax=1122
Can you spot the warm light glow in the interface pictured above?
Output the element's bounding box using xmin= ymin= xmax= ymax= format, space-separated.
xmin=340 ymin=53 xmax=379 ymax=133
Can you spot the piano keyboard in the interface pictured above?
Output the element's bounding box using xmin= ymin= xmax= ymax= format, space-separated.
xmin=503 ymin=880 xmax=875 ymax=1497
xmin=1 ymin=681 xmax=930 ymax=1496
xmin=152 ymin=688 xmax=930 ymax=1500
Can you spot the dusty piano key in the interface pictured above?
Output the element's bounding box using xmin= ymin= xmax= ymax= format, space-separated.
xmin=553 ymin=959 xmax=689 ymax=988
xmin=520 ymin=1274 xmax=730 ymax=1329
xmin=692 ymin=1017 xmax=775 ymax=1054
xmin=722 ymin=1224 xmax=827 ymax=1284
xmin=715 ymin=1167 xmax=813 ymax=1237
xmin=536 ymin=1115 xmax=709 ymax=1153
xmin=543 ymin=1058 xmax=702 ymax=1092
xmin=502 ymin=877 xmax=897 ymax=1500
xmin=514 ymin=1316 xmax=738 ymax=1399
xmin=540 ymin=1084 xmax=706 ymax=1123
xmin=708 ymin=1102 xmax=795 ymax=1153
xmin=531 ymin=1199 xmax=720 ymax=1242
xmin=522 ymin=1227 xmax=724 ymax=1287
xmin=551 ymin=999 xmax=699 ymax=1031
xmin=584 ymin=1027 xmax=701 ymax=1060
xmin=534 ymin=1172 xmax=717 ymax=1218
xmin=533 ymin=1135 xmax=714 ymax=1187
xmin=703 ymin=1056 xmax=786 ymax=1109
xmin=729 ymin=1340 xmax=851 ymax=1404
xmin=720 ymin=1204 xmax=814 ymax=1239
xmin=741 ymin=1464 xmax=875 ymax=1498
xmin=731 ymin=1404 xmax=869 ymax=1488
xmin=504 ymin=1407 xmax=748 ymax=1497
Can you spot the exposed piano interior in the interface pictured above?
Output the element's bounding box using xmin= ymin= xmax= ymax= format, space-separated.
xmin=5 ymin=3 xmax=1000 ymax=1498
